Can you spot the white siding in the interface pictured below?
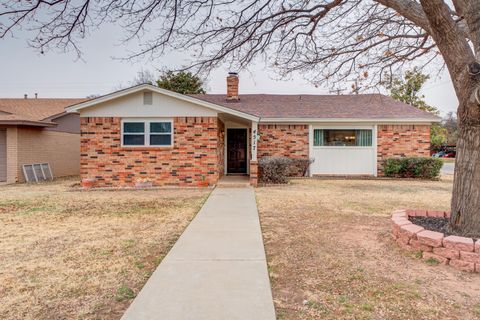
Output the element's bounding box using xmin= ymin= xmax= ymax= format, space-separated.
xmin=80 ymin=91 xmax=218 ymax=117
xmin=310 ymin=124 xmax=376 ymax=176
xmin=311 ymin=147 xmax=375 ymax=175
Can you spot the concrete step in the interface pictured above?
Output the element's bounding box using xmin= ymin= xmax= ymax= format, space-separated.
xmin=216 ymin=176 xmax=251 ymax=188
xmin=216 ymin=182 xmax=251 ymax=188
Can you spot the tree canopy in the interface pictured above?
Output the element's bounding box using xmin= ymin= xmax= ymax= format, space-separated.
xmin=383 ymin=68 xmax=439 ymax=115
xmin=156 ymin=71 xmax=205 ymax=94
xmin=383 ymin=68 xmax=446 ymax=148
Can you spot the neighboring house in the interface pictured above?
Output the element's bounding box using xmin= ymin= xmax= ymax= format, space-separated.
xmin=0 ymin=98 xmax=84 ymax=183
xmin=66 ymin=73 xmax=440 ymax=187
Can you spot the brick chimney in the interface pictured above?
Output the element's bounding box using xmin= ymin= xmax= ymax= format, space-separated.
xmin=226 ymin=72 xmax=239 ymax=101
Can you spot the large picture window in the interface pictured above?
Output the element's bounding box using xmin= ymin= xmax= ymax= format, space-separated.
xmin=122 ymin=119 xmax=173 ymax=147
xmin=313 ymin=129 xmax=372 ymax=147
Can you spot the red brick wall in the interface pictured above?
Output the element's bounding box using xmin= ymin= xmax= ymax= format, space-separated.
xmin=217 ymin=119 xmax=225 ymax=177
xmin=80 ymin=117 xmax=220 ymax=187
xmin=377 ymin=124 xmax=431 ymax=175
xmin=257 ymin=124 xmax=309 ymax=176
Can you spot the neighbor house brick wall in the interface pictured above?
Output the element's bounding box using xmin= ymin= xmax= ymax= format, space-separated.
xmin=80 ymin=117 xmax=220 ymax=187
xmin=377 ymin=124 xmax=431 ymax=175
xmin=0 ymin=125 xmax=79 ymax=183
xmin=16 ymin=127 xmax=80 ymax=182
xmin=5 ymin=126 xmax=18 ymax=183
xmin=257 ymin=124 xmax=309 ymax=176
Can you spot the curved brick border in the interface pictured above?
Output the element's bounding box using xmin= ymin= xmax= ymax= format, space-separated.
xmin=391 ymin=209 xmax=480 ymax=273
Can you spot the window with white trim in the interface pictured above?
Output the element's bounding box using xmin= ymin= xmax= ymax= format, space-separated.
xmin=313 ymin=129 xmax=372 ymax=147
xmin=122 ymin=119 xmax=173 ymax=147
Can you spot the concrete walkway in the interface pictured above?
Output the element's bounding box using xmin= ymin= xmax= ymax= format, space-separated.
xmin=441 ymin=162 xmax=455 ymax=175
xmin=122 ymin=187 xmax=276 ymax=320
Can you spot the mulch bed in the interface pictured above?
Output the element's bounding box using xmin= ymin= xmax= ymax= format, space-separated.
xmin=409 ymin=216 xmax=479 ymax=240
xmin=409 ymin=216 xmax=453 ymax=236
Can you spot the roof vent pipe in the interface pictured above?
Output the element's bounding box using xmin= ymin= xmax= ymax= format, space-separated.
xmin=35 ymin=93 xmax=38 ymax=99
xmin=24 ymin=94 xmax=27 ymax=99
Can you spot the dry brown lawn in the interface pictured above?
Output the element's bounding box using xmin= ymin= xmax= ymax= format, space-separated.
xmin=0 ymin=177 xmax=210 ymax=320
xmin=256 ymin=176 xmax=480 ymax=320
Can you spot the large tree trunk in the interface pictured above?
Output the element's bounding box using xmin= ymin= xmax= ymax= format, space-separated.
xmin=450 ymin=100 xmax=480 ymax=237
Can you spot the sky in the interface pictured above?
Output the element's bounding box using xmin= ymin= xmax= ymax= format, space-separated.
xmin=0 ymin=24 xmax=459 ymax=117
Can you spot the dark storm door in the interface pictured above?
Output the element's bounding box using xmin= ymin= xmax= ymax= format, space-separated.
xmin=227 ymin=128 xmax=247 ymax=174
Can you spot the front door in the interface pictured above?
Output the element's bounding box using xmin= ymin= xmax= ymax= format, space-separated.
xmin=227 ymin=128 xmax=247 ymax=174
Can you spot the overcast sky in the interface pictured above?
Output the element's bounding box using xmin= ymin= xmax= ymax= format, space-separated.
xmin=1 ymin=24 xmax=458 ymax=117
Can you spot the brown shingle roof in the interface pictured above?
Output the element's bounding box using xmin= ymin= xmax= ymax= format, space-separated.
xmin=0 ymin=98 xmax=86 ymax=125
xmin=191 ymin=93 xmax=440 ymax=120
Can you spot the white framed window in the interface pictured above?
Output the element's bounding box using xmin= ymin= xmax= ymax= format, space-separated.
xmin=313 ymin=129 xmax=372 ymax=147
xmin=121 ymin=119 xmax=173 ymax=147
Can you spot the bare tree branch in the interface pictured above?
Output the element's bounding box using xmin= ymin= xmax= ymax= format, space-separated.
xmin=0 ymin=0 xmax=475 ymax=90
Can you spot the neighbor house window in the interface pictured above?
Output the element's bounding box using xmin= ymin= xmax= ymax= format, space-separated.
xmin=122 ymin=119 xmax=173 ymax=147
xmin=313 ymin=129 xmax=372 ymax=147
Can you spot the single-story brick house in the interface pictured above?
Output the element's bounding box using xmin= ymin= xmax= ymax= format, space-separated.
xmin=0 ymin=97 xmax=84 ymax=183
xmin=66 ymin=73 xmax=440 ymax=187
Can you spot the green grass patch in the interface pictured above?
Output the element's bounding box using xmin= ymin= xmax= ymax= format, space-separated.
xmin=362 ymin=303 xmax=374 ymax=312
xmin=122 ymin=239 xmax=135 ymax=251
xmin=425 ymin=257 xmax=440 ymax=266
xmin=473 ymin=304 xmax=480 ymax=317
xmin=115 ymin=285 xmax=136 ymax=301
xmin=414 ymin=251 xmax=423 ymax=259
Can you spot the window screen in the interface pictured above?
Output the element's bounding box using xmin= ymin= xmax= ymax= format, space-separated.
xmin=150 ymin=122 xmax=171 ymax=133
xmin=150 ymin=121 xmax=172 ymax=146
xmin=123 ymin=122 xmax=145 ymax=146
xmin=150 ymin=135 xmax=171 ymax=145
xmin=124 ymin=134 xmax=145 ymax=145
xmin=313 ymin=129 xmax=372 ymax=147
xmin=124 ymin=122 xmax=145 ymax=133
xmin=122 ymin=120 xmax=173 ymax=147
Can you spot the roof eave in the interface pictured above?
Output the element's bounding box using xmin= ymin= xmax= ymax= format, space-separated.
xmin=259 ymin=117 xmax=441 ymax=123
xmin=0 ymin=120 xmax=57 ymax=127
xmin=66 ymin=84 xmax=260 ymax=122
xmin=42 ymin=110 xmax=79 ymax=122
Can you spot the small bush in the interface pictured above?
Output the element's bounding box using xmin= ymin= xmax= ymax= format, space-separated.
xmin=259 ymin=157 xmax=292 ymax=184
xmin=290 ymin=158 xmax=315 ymax=177
xmin=384 ymin=157 xmax=443 ymax=179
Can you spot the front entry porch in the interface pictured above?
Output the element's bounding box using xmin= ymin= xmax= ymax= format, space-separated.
xmin=219 ymin=115 xmax=259 ymax=186
xmin=226 ymin=128 xmax=248 ymax=174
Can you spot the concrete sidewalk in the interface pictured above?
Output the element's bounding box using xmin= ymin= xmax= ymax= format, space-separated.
xmin=122 ymin=187 xmax=276 ymax=320
xmin=441 ymin=162 xmax=455 ymax=175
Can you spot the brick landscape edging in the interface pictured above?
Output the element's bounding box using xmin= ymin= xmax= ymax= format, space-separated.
xmin=391 ymin=209 xmax=480 ymax=273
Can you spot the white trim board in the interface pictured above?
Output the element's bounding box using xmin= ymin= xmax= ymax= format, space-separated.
xmin=260 ymin=118 xmax=440 ymax=124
